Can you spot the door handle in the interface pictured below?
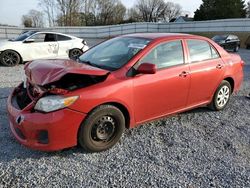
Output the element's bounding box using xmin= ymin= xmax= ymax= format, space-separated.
xmin=179 ymin=71 xmax=189 ymax=77
xmin=216 ymin=64 xmax=224 ymax=69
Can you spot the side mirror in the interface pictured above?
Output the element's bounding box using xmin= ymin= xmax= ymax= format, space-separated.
xmin=24 ymin=38 xmax=35 ymax=43
xmin=137 ymin=63 xmax=156 ymax=74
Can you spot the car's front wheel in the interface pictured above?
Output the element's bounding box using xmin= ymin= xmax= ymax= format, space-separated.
xmin=0 ymin=50 xmax=21 ymax=66
xmin=69 ymin=48 xmax=83 ymax=60
xmin=78 ymin=105 xmax=125 ymax=152
xmin=208 ymin=80 xmax=232 ymax=111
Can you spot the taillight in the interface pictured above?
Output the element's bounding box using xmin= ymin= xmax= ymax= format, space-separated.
xmin=82 ymin=40 xmax=87 ymax=45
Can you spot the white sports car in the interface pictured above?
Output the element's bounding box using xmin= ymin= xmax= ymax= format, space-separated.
xmin=0 ymin=31 xmax=89 ymax=66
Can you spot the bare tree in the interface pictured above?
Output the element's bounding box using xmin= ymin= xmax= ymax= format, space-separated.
xmin=164 ymin=2 xmax=182 ymax=21
xmin=21 ymin=10 xmax=44 ymax=27
xmin=135 ymin=0 xmax=182 ymax=22
xmin=56 ymin=0 xmax=81 ymax=26
xmin=112 ymin=2 xmax=126 ymax=24
xmin=247 ymin=1 xmax=250 ymax=18
xmin=39 ymin=0 xmax=57 ymax=27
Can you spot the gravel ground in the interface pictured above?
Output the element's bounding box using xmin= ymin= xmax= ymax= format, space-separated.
xmin=0 ymin=49 xmax=249 ymax=187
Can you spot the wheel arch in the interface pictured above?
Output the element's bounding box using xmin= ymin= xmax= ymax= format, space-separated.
xmin=85 ymin=102 xmax=131 ymax=129
xmin=223 ymin=77 xmax=235 ymax=93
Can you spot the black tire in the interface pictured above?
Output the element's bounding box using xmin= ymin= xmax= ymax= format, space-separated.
xmin=208 ymin=80 xmax=232 ymax=111
xmin=0 ymin=50 xmax=21 ymax=66
xmin=78 ymin=105 xmax=125 ymax=152
xmin=69 ymin=48 xmax=83 ymax=60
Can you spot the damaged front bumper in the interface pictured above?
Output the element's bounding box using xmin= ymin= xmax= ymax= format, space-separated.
xmin=7 ymin=84 xmax=86 ymax=151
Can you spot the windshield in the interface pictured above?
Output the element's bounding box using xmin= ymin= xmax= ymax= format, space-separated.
xmin=79 ymin=37 xmax=151 ymax=71
xmin=212 ymin=35 xmax=228 ymax=41
xmin=12 ymin=31 xmax=38 ymax=41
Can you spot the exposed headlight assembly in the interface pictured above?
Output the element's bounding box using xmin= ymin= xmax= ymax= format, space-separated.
xmin=34 ymin=95 xmax=79 ymax=113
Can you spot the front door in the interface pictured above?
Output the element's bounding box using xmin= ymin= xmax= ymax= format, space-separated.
xmin=23 ymin=33 xmax=59 ymax=61
xmin=133 ymin=40 xmax=190 ymax=123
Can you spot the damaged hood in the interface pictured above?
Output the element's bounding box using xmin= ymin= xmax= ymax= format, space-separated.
xmin=25 ymin=59 xmax=109 ymax=86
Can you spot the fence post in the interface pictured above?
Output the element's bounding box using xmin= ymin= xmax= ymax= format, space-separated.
xmin=5 ymin=28 xmax=8 ymax=39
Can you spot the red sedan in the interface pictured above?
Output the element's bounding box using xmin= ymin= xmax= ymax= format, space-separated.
xmin=7 ymin=33 xmax=244 ymax=152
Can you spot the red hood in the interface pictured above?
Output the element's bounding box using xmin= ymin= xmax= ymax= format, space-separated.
xmin=25 ymin=59 xmax=109 ymax=86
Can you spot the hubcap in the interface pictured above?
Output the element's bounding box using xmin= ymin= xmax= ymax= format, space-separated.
xmin=2 ymin=51 xmax=18 ymax=66
xmin=91 ymin=116 xmax=116 ymax=142
xmin=70 ymin=49 xmax=82 ymax=60
xmin=216 ymin=86 xmax=230 ymax=108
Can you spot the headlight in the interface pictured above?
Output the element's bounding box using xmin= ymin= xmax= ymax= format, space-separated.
xmin=34 ymin=95 xmax=79 ymax=113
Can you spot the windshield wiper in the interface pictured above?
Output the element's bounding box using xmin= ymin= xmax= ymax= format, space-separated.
xmin=79 ymin=60 xmax=94 ymax=66
xmin=79 ymin=60 xmax=113 ymax=71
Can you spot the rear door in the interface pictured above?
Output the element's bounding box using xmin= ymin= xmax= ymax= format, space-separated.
xmin=133 ymin=40 xmax=190 ymax=123
xmin=186 ymin=39 xmax=225 ymax=107
xmin=56 ymin=34 xmax=74 ymax=58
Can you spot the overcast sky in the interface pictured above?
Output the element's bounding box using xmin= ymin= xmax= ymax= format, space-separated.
xmin=0 ymin=0 xmax=202 ymax=26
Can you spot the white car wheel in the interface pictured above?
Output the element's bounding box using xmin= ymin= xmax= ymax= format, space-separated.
xmin=0 ymin=50 xmax=21 ymax=66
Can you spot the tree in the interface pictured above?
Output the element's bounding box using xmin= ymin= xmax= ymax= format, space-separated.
xmin=22 ymin=16 xmax=33 ymax=27
xmin=247 ymin=1 xmax=250 ymax=17
xmin=39 ymin=0 xmax=57 ymax=27
xmin=194 ymin=0 xmax=247 ymax=21
xmin=164 ymin=2 xmax=182 ymax=21
xmin=56 ymin=0 xmax=81 ymax=26
xmin=135 ymin=0 xmax=182 ymax=22
xmin=126 ymin=7 xmax=143 ymax=22
xmin=21 ymin=10 xmax=44 ymax=27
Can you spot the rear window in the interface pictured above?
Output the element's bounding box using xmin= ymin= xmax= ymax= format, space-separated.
xmin=57 ymin=34 xmax=72 ymax=41
xmin=187 ymin=40 xmax=220 ymax=62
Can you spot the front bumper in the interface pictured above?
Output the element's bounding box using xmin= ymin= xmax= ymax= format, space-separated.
xmin=7 ymin=89 xmax=86 ymax=151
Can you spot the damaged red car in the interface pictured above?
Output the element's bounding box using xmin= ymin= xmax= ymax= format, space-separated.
xmin=7 ymin=33 xmax=244 ymax=152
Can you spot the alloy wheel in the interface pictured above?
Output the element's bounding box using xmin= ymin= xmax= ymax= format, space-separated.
xmin=216 ymin=85 xmax=230 ymax=108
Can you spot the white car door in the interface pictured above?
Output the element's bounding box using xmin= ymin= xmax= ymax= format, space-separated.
xmin=56 ymin=34 xmax=75 ymax=59
xmin=23 ymin=33 xmax=59 ymax=61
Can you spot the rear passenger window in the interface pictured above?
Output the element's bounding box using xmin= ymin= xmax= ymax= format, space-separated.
xmin=57 ymin=34 xmax=72 ymax=41
xmin=187 ymin=40 xmax=219 ymax=62
xmin=44 ymin=34 xmax=56 ymax=42
xmin=139 ymin=40 xmax=184 ymax=69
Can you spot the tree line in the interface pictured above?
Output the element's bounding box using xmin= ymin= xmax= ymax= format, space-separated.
xmin=194 ymin=0 xmax=248 ymax=21
xmin=21 ymin=0 xmax=250 ymax=28
xmin=22 ymin=0 xmax=182 ymax=27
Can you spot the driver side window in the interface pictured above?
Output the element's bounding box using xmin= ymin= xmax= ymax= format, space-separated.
xmin=29 ymin=34 xmax=46 ymax=43
xmin=138 ymin=40 xmax=184 ymax=69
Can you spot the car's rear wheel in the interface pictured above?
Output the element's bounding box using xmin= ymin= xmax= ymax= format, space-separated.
xmin=0 ymin=50 xmax=21 ymax=66
xmin=78 ymin=105 xmax=125 ymax=152
xmin=208 ymin=80 xmax=232 ymax=111
xmin=69 ymin=48 xmax=83 ymax=60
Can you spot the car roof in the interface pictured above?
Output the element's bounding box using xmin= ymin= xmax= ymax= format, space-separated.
xmin=122 ymin=33 xmax=193 ymax=40
xmin=37 ymin=31 xmax=76 ymax=38
xmin=26 ymin=31 xmax=78 ymax=39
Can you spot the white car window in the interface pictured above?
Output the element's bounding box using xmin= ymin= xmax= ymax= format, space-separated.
xmin=29 ymin=34 xmax=46 ymax=43
xmin=57 ymin=34 xmax=72 ymax=41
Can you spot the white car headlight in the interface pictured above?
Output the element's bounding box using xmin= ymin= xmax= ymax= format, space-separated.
xmin=34 ymin=95 xmax=79 ymax=113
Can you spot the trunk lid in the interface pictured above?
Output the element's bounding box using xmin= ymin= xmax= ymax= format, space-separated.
xmin=24 ymin=59 xmax=109 ymax=86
